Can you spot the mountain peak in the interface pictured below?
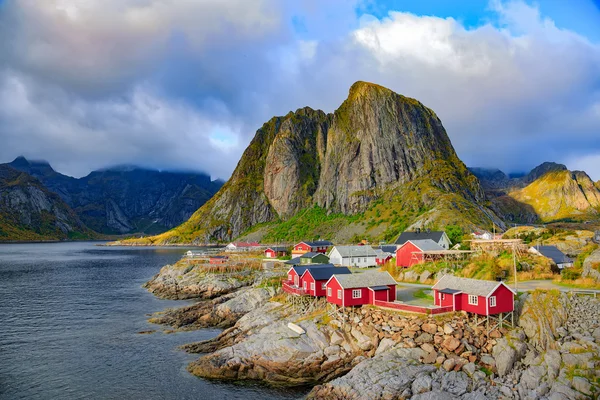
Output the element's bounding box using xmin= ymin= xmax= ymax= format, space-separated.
xmin=525 ymin=162 xmax=567 ymax=183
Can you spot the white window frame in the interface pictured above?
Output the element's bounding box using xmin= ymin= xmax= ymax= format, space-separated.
xmin=490 ymin=296 xmax=496 ymax=307
xmin=352 ymin=289 xmax=362 ymax=299
xmin=303 ymin=282 xmax=307 ymax=290
xmin=337 ymin=289 xmax=342 ymax=299
xmin=321 ymin=283 xmax=326 ymax=290
xmin=468 ymin=295 xmax=478 ymax=305
xmin=310 ymin=282 xmax=315 ymax=291
xmin=288 ymin=274 xmax=292 ymax=281
xmin=327 ymin=287 xmax=332 ymax=296
xmin=441 ymin=293 xmax=445 ymax=300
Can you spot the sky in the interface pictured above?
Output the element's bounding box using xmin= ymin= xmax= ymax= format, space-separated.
xmin=0 ymin=0 xmax=599 ymax=181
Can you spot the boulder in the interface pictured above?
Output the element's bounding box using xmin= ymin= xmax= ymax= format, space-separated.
xmin=412 ymin=374 xmax=433 ymax=394
xmin=375 ymin=338 xmax=395 ymax=356
xmin=441 ymin=371 xmax=470 ymax=396
xmin=492 ymin=338 xmax=522 ymax=377
xmin=422 ymin=323 xmax=438 ymax=334
xmin=443 ymin=337 xmax=461 ymax=352
xmin=571 ymin=376 xmax=592 ymax=396
xmin=419 ymin=270 xmax=432 ymax=282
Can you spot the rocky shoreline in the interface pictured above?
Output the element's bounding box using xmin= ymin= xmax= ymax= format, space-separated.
xmin=145 ymin=265 xmax=600 ymax=399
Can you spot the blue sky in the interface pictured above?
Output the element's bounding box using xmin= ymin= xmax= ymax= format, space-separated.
xmin=0 ymin=0 xmax=599 ymax=180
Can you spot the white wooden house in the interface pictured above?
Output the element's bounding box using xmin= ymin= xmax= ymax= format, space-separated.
xmin=328 ymin=245 xmax=378 ymax=268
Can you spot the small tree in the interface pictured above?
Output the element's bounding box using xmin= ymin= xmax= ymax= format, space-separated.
xmin=445 ymin=225 xmax=464 ymax=246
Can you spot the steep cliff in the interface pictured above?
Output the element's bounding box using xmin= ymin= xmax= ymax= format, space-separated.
xmin=130 ymin=81 xmax=499 ymax=245
xmin=7 ymin=157 xmax=222 ymax=234
xmin=0 ymin=165 xmax=93 ymax=241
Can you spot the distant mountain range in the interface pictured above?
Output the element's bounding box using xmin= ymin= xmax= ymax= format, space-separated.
xmin=469 ymin=163 xmax=600 ymax=224
xmin=0 ymin=157 xmax=222 ymax=241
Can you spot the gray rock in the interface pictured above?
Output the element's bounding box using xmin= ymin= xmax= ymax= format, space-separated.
xmin=545 ymin=349 xmax=561 ymax=381
xmin=412 ymin=391 xmax=458 ymax=400
xmin=419 ymin=270 xmax=431 ymax=282
xmin=492 ymin=338 xmax=522 ymax=377
xmin=520 ymin=365 xmax=546 ymax=390
xmin=571 ymin=376 xmax=592 ymax=396
xmin=330 ymin=331 xmax=344 ymax=345
xmin=480 ymin=355 xmax=496 ymax=366
xmin=462 ymin=362 xmax=476 ymax=377
xmin=412 ymin=374 xmax=433 ymax=394
xmin=443 ymin=358 xmax=456 ymax=372
xmin=440 ymin=371 xmax=470 ymax=396
xmin=375 ymin=338 xmax=395 ymax=356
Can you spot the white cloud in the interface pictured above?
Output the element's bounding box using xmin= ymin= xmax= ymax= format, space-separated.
xmin=0 ymin=0 xmax=599 ymax=183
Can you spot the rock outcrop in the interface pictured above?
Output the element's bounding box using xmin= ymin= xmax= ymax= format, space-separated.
xmin=130 ymin=81 xmax=501 ymax=245
xmin=582 ymin=248 xmax=600 ymax=282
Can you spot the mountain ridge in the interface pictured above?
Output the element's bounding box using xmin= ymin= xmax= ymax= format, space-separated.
xmin=125 ymin=81 xmax=502 ymax=245
xmin=5 ymin=157 xmax=223 ymax=235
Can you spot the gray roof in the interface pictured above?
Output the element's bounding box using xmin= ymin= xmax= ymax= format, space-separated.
xmin=332 ymin=245 xmax=377 ymax=257
xmin=266 ymin=246 xmax=287 ymax=252
xmin=395 ymin=231 xmax=446 ymax=245
xmin=432 ymin=274 xmax=514 ymax=297
xmin=290 ymin=264 xmax=334 ymax=276
xmin=534 ymin=246 xmax=573 ymax=264
xmin=405 ymin=239 xmax=444 ymax=252
xmin=304 ymin=267 xmax=352 ymax=281
xmin=379 ymin=245 xmax=398 ymax=254
xmin=303 ymin=240 xmax=333 ymax=247
xmin=332 ymin=271 xmax=397 ymax=289
xmin=374 ymin=249 xmax=393 ymax=258
xmin=284 ymin=257 xmax=301 ymax=265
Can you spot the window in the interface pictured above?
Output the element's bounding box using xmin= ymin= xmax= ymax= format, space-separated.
xmin=468 ymin=295 xmax=478 ymax=305
xmin=352 ymin=289 xmax=362 ymax=299
xmin=303 ymin=282 xmax=307 ymax=290
xmin=327 ymin=287 xmax=332 ymax=296
xmin=363 ymin=258 xmax=367 ymax=263
xmin=310 ymin=282 xmax=315 ymax=291
xmin=490 ymin=296 xmax=496 ymax=307
xmin=441 ymin=293 xmax=445 ymax=300
xmin=288 ymin=274 xmax=292 ymax=281
xmin=337 ymin=289 xmax=342 ymax=299
xmin=321 ymin=283 xmax=326 ymax=290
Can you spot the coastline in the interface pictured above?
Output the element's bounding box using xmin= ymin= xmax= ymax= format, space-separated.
xmin=144 ymin=259 xmax=600 ymax=399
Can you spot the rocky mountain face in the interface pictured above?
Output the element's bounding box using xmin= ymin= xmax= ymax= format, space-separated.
xmin=135 ymin=81 xmax=499 ymax=245
xmin=0 ymin=165 xmax=93 ymax=241
xmin=8 ymin=157 xmax=222 ymax=234
xmin=470 ymin=163 xmax=600 ymax=224
xmin=469 ymin=162 xmax=567 ymax=192
xmin=506 ymin=170 xmax=600 ymax=222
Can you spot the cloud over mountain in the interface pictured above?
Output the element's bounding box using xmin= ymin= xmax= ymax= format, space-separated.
xmin=0 ymin=0 xmax=598 ymax=180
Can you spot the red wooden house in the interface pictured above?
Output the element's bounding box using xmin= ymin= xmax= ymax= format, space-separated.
xmin=284 ymin=264 xmax=333 ymax=295
xmin=264 ymin=246 xmax=288 ymax=258
xmin=375 ymin=248 xmax=395 ymax=266
xmin=325 ymin=271 xmax=397 ymax=307
xmin=431 ymin=275 xmax=516 ymax=315
xmin=396 ymin=239 xmax=444 ymax=267
xmin=292 ymin=240 xmax=333 ymax=256
xmin=301 ymin=266 xmax=351 ymax=297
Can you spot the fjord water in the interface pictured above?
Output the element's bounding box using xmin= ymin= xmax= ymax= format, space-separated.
xmin=0 ymin=242 xmax=304 ymax=400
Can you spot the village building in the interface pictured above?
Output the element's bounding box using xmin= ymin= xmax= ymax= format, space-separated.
xmin=328 ymin=245 xmax=378 ymax=268
xmin=301 ymin=266 xmax=352 ymax=297
xmin=471 ymin=231 xmax=493 ymax=240
xmin=529 ymin=245 xmax=574 ymax=269
xmin=264 ymin=246 xmax=288 ymax=258
xmin=374 ymin=248 xmax=394 ymax=266
xmin=395 ymin=239 xmax=445 ymax=267
xmin=432 ymin=275 xmax=515 ymax=316
xmin=292 ymin=240 xmax=333 ymax=256
xmin=185 ymin=250 xmax=206 ymax=258
xmin=325 ymin=271 xmax=397 ymax=307
xmin=299 ymin=252 xmax=330 ymax=265
xmin=225 ymin=242 xmax=261 ymax=252
xmin=209 ymin=255 xmax=229 ymax=264
xmin=394 ymin=229 xmax=452 ymax=249
xmin=283 ymin=264 xmax=334 ymax=295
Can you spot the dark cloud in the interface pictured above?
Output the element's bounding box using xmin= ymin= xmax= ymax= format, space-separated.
xmin=0 ymin=0 xmax=599 ymax=181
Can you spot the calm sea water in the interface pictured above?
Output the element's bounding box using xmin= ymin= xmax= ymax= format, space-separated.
xmin=0 ymin=242 xmax=306 ymax=400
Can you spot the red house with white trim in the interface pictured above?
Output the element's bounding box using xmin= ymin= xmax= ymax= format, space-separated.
xmin=264 ymin=246 xmax=287 ymax=258
xmin=284 ymin=264 xmax=333 ymax=294
xmin=292 ymin=240 xmax=333 ymax=257
xmin=431 ymin=275 xmax=516 ymax=315
xmin=325 ymin=271 xmax=397 ymax=307
xmin=301 ymin=266 xmax=351 ymax=297
xmin=396 ymin=239 xmax=444 ymax=267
